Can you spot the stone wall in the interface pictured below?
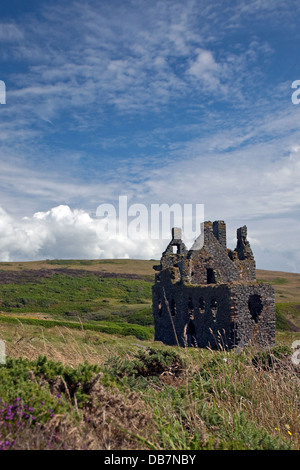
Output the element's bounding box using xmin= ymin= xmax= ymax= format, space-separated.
xmin=229 ymin=283 xmax=275 ymax=348
xmin=152 ymin=221 xmax=275 ymax=350
xmin=153 ymin=278 xmax=275 ymax=349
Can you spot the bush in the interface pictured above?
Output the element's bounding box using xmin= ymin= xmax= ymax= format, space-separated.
xmin=1 ymin=356 xmax=100 ymax=409
xmin=105 ymin=347 xmax=185 ymax=380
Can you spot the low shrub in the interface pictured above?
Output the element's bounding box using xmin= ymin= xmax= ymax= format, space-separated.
xmin=105 ymin=347 xmax=185 ymax=380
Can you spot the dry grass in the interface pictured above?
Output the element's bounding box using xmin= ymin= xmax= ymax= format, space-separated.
xmin=0 ymin=321 xmax=153 ymax=368
xmin=0 ymin=260 xmax=299 ymax=449
xmin=192 ymin=348 xmax=300 ymax=447
xmin=0 ymin=323 xmax=158 ymax=450
xmin=257 ymin=269 xmax=300 ymax=303
xmin=0 ymin=259 xmax=157 ymax=275
xmin=10 ymin=386 xmax=155 ymax=451
xmin=0 ymin=310 xmax=299 ymax=450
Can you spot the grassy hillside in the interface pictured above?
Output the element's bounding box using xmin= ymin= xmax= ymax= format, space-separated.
xmin=0 ymin=263 xmax=154 ymax=340
xmin=0 ymin=259 xmax=299 ymax=339
xmin=0 ymin=258 xmax=156 ymax=275
xmin=257 ymin=269 xmax=300 ymax=304
xmin=0 ymin=260 xmax=299 ymax=450
xmin=256 ymin=268 xmax=300 ymax=338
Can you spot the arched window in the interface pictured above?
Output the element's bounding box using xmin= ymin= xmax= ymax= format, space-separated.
xmin=188 ymin=297 xmax=194 ymax=320
xmin=184 ymin=320 xmax=197 ymax=347
xmin=248 ymin=294 xmax=263 ymax=323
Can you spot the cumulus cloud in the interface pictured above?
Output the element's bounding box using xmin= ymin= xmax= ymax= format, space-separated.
xmin=0 ymin=0 xmax=299 ymax=274
xmin=0 ymin=196 xmax=299 ymax=273
xmin=0 ymin=205 xmax=166 ymax=262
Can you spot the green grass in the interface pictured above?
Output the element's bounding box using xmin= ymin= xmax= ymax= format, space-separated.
xmin=275 ymin=303 xmax=300 ymax=331
xmin=0 ymin=346 xmax=297 ymax=450
xmin=0 ymin=314 xmax=153 ymax=340
xmin=0 ymin=263 xmax=299 ymax=449
xmin=0 ymin=271 xmax=155 ymax=343
xmin=0 ymin=273 xmax=152 ymax=322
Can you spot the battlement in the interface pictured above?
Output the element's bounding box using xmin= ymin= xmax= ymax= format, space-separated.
xmin=158 ymin=220 xmax=256 ymax=284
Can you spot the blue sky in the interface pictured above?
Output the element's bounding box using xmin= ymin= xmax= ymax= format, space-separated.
xmin=0 ymin=0 xmax=300 ymax=271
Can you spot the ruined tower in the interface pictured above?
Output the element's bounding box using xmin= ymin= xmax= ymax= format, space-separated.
xmin=152 ymin=221 xmax=275 ymax=349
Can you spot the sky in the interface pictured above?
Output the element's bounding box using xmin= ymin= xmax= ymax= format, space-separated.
xmin=0 ymin=0 xmax=300 ymax=271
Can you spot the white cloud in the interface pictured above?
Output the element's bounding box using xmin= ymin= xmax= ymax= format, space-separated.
xmin=187 ymin=48 xmax=221 ymax=89
xmin=1 ymin=100 xmax=299 ymax=271
xmin=0 ymin=199 xmax=299 ymax=273
xmin=0 ymin=205 xmax=166 ymax=262
xmin=0 ymin=23 xmax=24 ymax=42
xmin=0 ymin=0 xmax=299 ymax=273
xmin=4 ymin=0 xmax=272 ymax=120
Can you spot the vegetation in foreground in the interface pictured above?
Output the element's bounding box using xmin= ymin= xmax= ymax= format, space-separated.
xmin=0 ymin=323 xmax=299 ymax=450
xmin=0 ymin=260 xmax=299 ymax=450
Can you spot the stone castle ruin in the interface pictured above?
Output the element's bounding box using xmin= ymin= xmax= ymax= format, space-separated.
xmin=152 ymin=221 xmax=275 ymax=349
